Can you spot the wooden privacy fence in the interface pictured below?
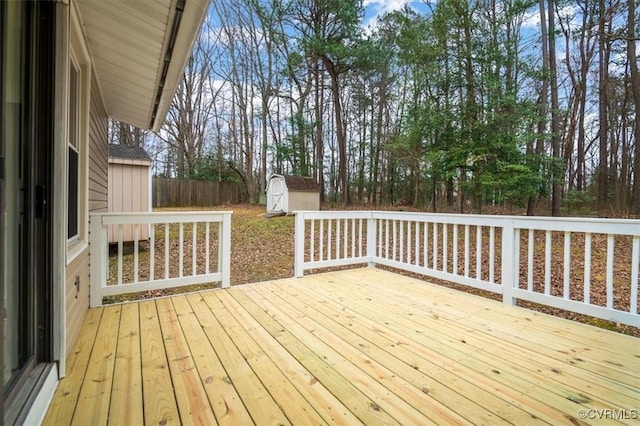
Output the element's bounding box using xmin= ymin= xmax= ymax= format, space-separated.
xmin=153 ymin=178 xmax=240 ymax=207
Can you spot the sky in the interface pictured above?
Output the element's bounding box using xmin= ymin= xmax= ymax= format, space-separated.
xmin=362 ymin=0 xmax=430 ymax=28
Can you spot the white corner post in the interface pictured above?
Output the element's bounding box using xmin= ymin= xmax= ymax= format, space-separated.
xmin=366 ymin=213 xmax=377 ymax=267
xmin=294 ymin=212 xmax=305 ymax=277
xmin=89 ymin=214 xmax=107 ymax=308
xmin=501 ymin=220 xmax=516 ymax=306
xmin=220 ymin=213 xmax=232 ymax=288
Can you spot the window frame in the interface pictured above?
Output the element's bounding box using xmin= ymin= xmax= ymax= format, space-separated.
xmin=65 ymin=6 xmax=90 ymax=264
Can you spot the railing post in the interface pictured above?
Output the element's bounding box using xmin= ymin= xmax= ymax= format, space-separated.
xmin=366 ymin=213 xmax=377 ymax=267
xmin=220 ymin=213 xmax=232 ymax=288
xmin=89 ymin=214 xmax=106 ymax=307
xmin=294 ymin=212 xmax=305 ymax=277
xmin=501 ymin=219 xmax=516 ymax=306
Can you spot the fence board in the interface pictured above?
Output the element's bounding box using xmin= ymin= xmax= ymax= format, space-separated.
xmin=153 ymin=178 xmax=240 ymax=207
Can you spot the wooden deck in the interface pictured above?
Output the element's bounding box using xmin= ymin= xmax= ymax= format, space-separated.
xmin=44 ymin=268 xmax=639 ymax=425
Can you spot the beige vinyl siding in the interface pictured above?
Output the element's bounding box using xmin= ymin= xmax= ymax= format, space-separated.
xmin=64 ymin=251 xmax=90 ymax=355
xmin=288 ymin=191 xmax=320 ymax=212
xmin=65 ymin=70 xmax=108 ymax=354
xmin=88 ymin=74 xmax=108 ymax=213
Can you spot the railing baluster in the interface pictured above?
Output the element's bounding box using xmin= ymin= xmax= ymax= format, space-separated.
xmin=489 ymin=226 xmax=495 ymax=283
xmin=606 ymin=234 xmax=615 ymax=309
xmin=376 ymin=219 xmax=383 ymax=257
xmin=319 ymin=220 xmax=324 ymax=262
xmin=415 ymin=222 xmax=420 ymax=266
xmin=407 ymin=221 xmax=412 ymax=264
xmin=391 ymin=220 xmax=397 ymax=261
xmin=358 ymin=218 xmax=363 ymax=258
xmin=464 ymin=224 xmax=470 ymax=277
xmin=328 ymin=219 xmax=332 ymax=260
xmin=528 ymin=229 xmax=534 ymax=291
xmin=192 ymin=222 xmax=197 ymax=275
xmin=344 ymin=218 xmax=348 ymax=259
xmin=544 ymin=231 xmax=552 ymax=295
xmin=399 ymin=221 xmax=404 ymax=263
xmin=631 ymin=236 xmax=639 ymax=314
xmin=514 ymin=228 xmax=521 ymax=288
xmin=134 ymin=224 xmax=139 ymax=283
xmin=149 ymin=224 xmax=155 ymax=281
xmin=164 ymin=223 xmax=170 ymax=279
xmin=377 ymin=218 xmax=382 ymax=257
xmin=453 ymin=224 xmax=458 ymax=274
xmin=179 ymin=223 xmax=184 ymax=277
xmin=218 ymin=221 xmax=223 ymax=276
xmin=118 ymin=224 xmax=124 ymax=285
xmin=584 ymin=233 xmax=592 ymax=304
xmin=563 ymin=231 xmax=571 ymax=299
xmin=443 ymin=223 xmax=448 ymax=273
xmin=385 ymin=219 xmax=389 ymax=259
xmin=433 ymin=223 xmax=438 ymax=270
xmin=205 ymin=222 xmax=210 ymax=274
xmin=336 ymin=219 xmax=341 ymax=260
xmin=476 ymin=226 xmax=482 ymax=280
xmin=352 ymin=218 xmax=356 ymax=258
xmin=310 ymin=220 xmax=315 ymax=263
xmin=424 ymin=222 xmax=429 ymax=268
xmin=294 ymin=213 xmax=305 ymax=277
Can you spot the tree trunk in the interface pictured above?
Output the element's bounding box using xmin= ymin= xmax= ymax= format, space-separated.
xmin=314 ymin=63 xmax=325 ymax=203
xmin=597 ymin=0 xmax=609 ymax=212
xmin=628 ymin=0 xmax=640 ymax=215
xmin=324 ymin=60 xmax=349 ymax=205
xmin=527 ymin=0 xmax=550 ymax=216
xmin=548 ymin=0 xmax=562 ymax=216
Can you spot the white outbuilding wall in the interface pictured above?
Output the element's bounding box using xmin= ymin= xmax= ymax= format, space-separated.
xmin=266 ymin=174 xmax=320 ymax=214
xmin=108 ymin=144 xmax=152 ymax=242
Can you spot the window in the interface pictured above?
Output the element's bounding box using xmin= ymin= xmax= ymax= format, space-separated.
xmin=67 ymin=59 xmax=79 ymax=240
xmin=66 ymin=9 xmax=90 ymax=260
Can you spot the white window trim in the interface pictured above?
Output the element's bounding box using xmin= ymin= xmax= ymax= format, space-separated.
xmin=66 ymin=4 xmax=91 ymax=265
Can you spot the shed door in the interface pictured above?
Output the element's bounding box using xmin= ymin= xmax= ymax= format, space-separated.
xmin=271 ymin=178 xmax=284 ymax=211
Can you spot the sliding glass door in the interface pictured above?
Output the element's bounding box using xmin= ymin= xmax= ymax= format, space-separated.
xmin=1 ymin=1 xmax=54 ymax=422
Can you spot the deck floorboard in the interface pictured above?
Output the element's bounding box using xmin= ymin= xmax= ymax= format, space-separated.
xmin=44 ymin=268 xmax=640 ymax=425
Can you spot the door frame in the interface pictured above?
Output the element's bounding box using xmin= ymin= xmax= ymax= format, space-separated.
xmin=1 ymin=1 xmax=56 ymax=423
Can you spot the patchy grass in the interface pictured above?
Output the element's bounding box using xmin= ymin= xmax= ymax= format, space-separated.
xmin=228 ymin=205 xmax=295 ymax=284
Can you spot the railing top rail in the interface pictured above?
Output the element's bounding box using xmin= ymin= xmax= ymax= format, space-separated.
xmin=91 ymin=211 xmax=233 ymax=225
xmin=90 ymin=211 xmax=233 ymax=216
xmin=294 ymin=211 xmax=639 ymax=235
xmin=294 ymin=211 xmax=375 ymax=220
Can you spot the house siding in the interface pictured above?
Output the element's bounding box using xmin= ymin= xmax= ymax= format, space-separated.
xmin=65 ymin=71 xmax=108 ymax=354
xmin=88 ymin=75 xmax=108 ymax=213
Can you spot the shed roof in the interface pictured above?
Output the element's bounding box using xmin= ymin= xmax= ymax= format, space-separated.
xmin=281 ymin=175 xmax=320 ymax=192
xmin=109 ymin=144 xmax=152 ymax=162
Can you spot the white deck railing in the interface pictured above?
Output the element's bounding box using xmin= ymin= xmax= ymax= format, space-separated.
xmin=294 ymin=211 xmax=640 ymax=327
xmin=89 ymin=211 xmax=232 ymax=307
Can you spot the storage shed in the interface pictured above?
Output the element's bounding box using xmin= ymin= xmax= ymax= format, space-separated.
xmin=266 ymin=174 xmax=320 ymax=214
xmin=108 ymin=144 xmax=152 ymax=242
